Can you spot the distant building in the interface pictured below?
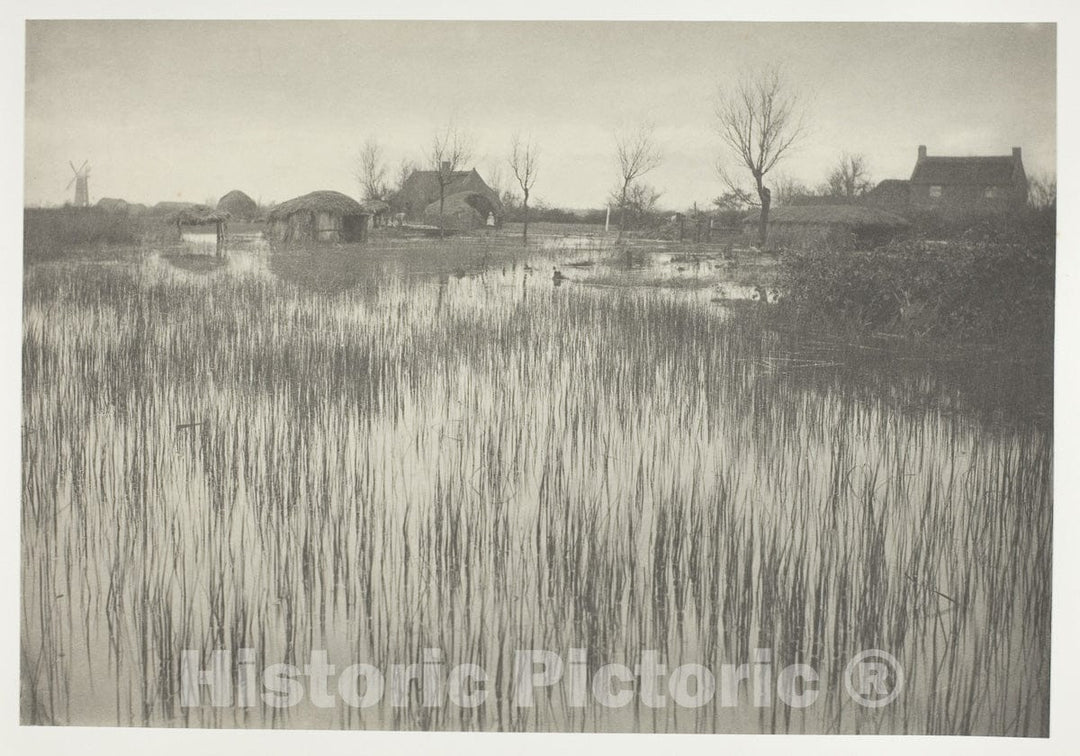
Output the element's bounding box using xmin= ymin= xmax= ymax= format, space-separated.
xmin=267 ymin=191 xmax=370 ymax=243
xmin=151 ymin=201 xmax=197 ymax=216
xmin=864 ymin=145 xmax=1028 ymax=219
xmin=393 ymin=165 xmax=503 ymax=229
xmin=96 ymin=197 xmax=130 ymax=213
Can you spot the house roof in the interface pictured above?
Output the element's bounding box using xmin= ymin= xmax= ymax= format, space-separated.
xmin=910 ymin=156 xmax=1020 ymax=186
xmin=397 ymin=169 xmax=503 ymax=213
xmin=862 ymin=179 xmax=911 ymax=205
xmin=743 ymin=204 xmax=910 ymax=228
xmin=424 ymin=191 xmax=499 ymax=218
xmin=868 ymin=179 xmax=910 ymax=195
xmin=268 ymin=190 xmax=366 ymax=220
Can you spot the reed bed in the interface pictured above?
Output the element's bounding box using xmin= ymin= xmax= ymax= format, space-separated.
xmin=20 ymin=248 xmax=1051 ymax=733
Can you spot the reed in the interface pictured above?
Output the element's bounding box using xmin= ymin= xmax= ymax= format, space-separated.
xmin=20 ymin=245 xmax=1051 ymax=733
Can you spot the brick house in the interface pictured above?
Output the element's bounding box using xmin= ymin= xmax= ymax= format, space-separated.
xmin=905 ymin=145 xmax=1027 ymax=217
xmin=863 ymin=146 xmax=1028 ymax=219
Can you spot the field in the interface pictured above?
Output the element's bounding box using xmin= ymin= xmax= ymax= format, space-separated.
xmin=21 ymin=232 xmax=1052 ymax=733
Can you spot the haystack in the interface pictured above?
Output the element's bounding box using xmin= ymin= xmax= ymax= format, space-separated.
xmin=217 ymin=190 xmax=259 ymax=221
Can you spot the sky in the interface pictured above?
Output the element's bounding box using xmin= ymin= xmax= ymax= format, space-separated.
xmin=24 ymin=20 xmax=1056 ymax=210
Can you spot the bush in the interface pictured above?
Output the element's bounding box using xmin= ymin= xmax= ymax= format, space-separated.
xmin=906 ymin=205 xmax=1056 ymax=242
xmin=24 ymin=207 xmax=137 ymax=258
xmin=24 ymin=207 xmax=181 ymax=261
xmin=778 ymin=220 xmax=1054 ymax=345
xmin=763 ymin=224 xmax=860 ymax=253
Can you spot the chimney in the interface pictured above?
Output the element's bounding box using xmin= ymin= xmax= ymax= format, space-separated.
xmin=440 ymin=161 xmax=450 ymax=173
xmin=1012 ymin=147 xmax=1022 ymax=159
xmin=917 ymin=145 xmax=927 ymax=160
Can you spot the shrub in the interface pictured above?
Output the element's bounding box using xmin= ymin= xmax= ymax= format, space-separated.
xmin=24 ymin=207 xmax=137 ymax=259
xmin=24 ymin=207 xmax=182 ymax=260
xmin=778 ymin=220 xmax=1054 ymax=345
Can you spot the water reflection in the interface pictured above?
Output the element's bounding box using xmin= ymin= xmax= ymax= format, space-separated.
xmin=20 ymin=235 xmax=1051 ymax=734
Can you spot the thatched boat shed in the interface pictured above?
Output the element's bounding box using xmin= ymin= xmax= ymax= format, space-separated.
xmin=267 ymin=191 xmax=370 ymax=243
xmin=217 ymin=189 xmax=259 ymax=221
xmin=165 ymin=204 xmax=231 ymax=244
xmin=744 ymin=205 xmax=910 ymax=247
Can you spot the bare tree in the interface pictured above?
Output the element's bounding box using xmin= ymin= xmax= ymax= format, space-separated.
xmin=509 ymin=133 xmax=540 ymax=243
xmin=427 ymin=123 xmax=473 ymax=236
xmin=500 ymin=189 xmax=522 ymax=212
xmin=1027 ymin=172 xmax=1056 ymax=210
xmin=394 ymin=158 xmax=416 ymax=195
xmin=625 ymin=183 xmax=662 ymax=229
xmin=356 ymin=138 xmax=388 ymax=202
xmin=486 ymin=162 xmax=508 ymax=202
xmin=773 ymin=172 xmax=812 ymax=207
xmin=610 ymin=182 xmax=662 ymax=230
xmin=823 ymin=152 xmax=872 ymax=199
xmin=715 ymin=66 xmax=807 ymax=246
xmin=613 ymin=123 xmax=662 ymax=242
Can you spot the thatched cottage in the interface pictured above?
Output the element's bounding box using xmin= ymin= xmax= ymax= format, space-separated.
xmin=744 ymin=205 xmax=910 ymax=247
xmin=394 ymin=166 xmax=502 ymax=229
xmin=217 ymin=189 xmax=259 ymax=221
xmin=267 ymin=191 xmax=370 ymax=243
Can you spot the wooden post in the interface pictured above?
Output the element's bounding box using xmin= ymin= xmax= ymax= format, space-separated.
xmin=215 ymin=220 xmax=225 ymax=256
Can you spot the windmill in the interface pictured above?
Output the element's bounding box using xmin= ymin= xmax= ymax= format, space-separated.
xmin=66 ymin=160 xmax=90 ymax=207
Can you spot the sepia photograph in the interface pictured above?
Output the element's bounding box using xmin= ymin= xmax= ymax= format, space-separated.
xmin=8 ymin=5 xmax=1074 ymax=753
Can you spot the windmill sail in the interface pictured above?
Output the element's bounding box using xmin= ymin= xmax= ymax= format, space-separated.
xmin=68 ymin=160 xmax=90 ymax=206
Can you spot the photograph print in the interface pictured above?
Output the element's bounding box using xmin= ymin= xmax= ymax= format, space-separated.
xmin=20 ymin=19 xmax=1056 ymax=736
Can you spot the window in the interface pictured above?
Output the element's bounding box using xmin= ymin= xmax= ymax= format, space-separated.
xmin=929 ymin=185 xmax=942 ymax=199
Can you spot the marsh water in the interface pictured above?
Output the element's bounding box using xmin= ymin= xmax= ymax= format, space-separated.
xmin=21 ymin=234 xmax=1052 ymax=734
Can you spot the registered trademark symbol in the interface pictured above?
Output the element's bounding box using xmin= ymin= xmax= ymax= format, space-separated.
xmin=844 ymin=649 xmax=904 ymax=708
